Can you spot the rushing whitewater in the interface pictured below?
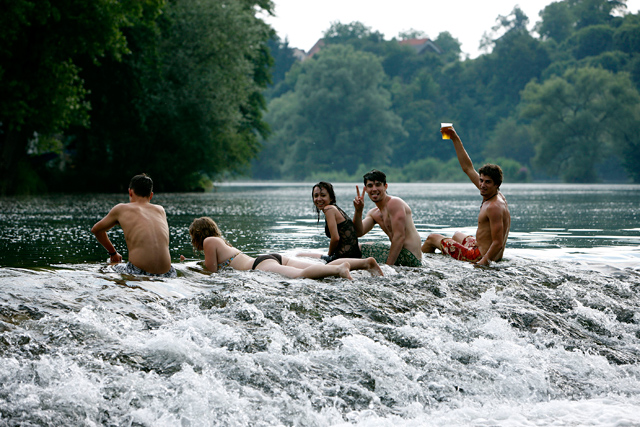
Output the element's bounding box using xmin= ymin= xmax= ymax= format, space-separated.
xmin=1 ymin=183 xmax=639 ymax=426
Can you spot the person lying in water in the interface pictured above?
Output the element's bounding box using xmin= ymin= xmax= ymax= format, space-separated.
xmin=297 ymin=181 xmax=362 ymax=262
xmin=183 ymin=217 xmax=383 ymax=279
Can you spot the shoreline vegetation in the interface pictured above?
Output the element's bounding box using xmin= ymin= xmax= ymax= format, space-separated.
xmin=2 ymin=0 xmax=640 ymax=195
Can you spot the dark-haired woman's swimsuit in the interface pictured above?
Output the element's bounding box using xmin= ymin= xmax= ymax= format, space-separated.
xmin=321 ymin=206 xmax=361 ymax=263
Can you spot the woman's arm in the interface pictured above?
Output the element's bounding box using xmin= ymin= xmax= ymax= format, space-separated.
xmin=202 ymin=237 xmax=219 ymax=272
xmin=324 ymin=206 xmax=341 ymax=256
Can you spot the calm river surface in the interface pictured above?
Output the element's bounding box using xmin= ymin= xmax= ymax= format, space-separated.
xmin=1 ymin=183 xmax=639 ymax=426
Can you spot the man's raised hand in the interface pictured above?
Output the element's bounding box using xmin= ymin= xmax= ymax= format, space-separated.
xmin=354 ymin=185 xmax=365 ymax=212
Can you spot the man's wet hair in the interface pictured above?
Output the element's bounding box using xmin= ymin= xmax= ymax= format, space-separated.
xmin=478 ymin=164 xmax=503 ymax=188
xmin=129 ymin=173 xmax=153 ymax=197
xmin=363 ymin=169 xmax=387 ymax=186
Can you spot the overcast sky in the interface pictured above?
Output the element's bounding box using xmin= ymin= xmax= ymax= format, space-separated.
xmin=263 ymin=0 xmax=640 ymax=58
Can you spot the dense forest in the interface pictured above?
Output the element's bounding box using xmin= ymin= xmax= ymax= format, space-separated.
xmin=259 ymin=1 xmax=640 ymax=184
xmin=2 ymin=0 xmax=640 ymax=195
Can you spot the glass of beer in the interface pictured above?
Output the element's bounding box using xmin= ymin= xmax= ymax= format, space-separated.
xmin=441 ymin=123 xmax=453 ymax=139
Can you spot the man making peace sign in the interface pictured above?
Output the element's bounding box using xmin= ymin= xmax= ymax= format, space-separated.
xmin=353 ymin=169 xmax=423 ymax=267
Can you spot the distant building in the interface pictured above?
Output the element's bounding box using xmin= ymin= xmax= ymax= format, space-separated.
xmin=299 ymin=37 xmax=441 ymax=62
xmin=304 ymin=39 xmax=325 ymax=60
xmin=291 ymin=48 xmax=306 ymax=62
xmin=398 ymin=38 xmax=441 ymax=54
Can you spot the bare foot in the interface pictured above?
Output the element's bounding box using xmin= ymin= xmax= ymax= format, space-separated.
xmin=337 ymin=263 xmax=353 ymax=280
xmin=366 ymin=257 xmax=384 ymax=276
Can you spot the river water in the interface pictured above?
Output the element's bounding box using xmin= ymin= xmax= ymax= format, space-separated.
xmin=1 ymin=183 xmax=639 ymax=426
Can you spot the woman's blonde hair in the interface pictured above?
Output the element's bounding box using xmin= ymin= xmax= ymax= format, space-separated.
xmin=188 ymin=217 xmax=230 ymax=250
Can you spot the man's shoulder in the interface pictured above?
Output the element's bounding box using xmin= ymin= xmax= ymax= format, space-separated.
xmin=109 ymin=203 xmax=129 ymax=214
xmin=130 ymin=201 xmax=166 ymax=212
xmin=484 ymin=197 xmax=509 ymax=216
xmin=387 ymin=196 xmax=411 ymax=212
xmin=366 ymin=206 xmax=381 ymax=216
xmin=388 ymin=195 xmax=406 ymax=204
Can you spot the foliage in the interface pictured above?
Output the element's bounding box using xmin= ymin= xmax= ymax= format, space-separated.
xmin=255 ymin=45 xmax=405 ymax=180
xmin=0 ymin=0 xmax=163 ymax=194
xmin=484 ymin=157 xmax=531 ymax=183
xmin=5 ymin=0 xmax=640 ymax=191
xmin=520 ymin=67 xmax=640 ymax=182
xmin=255 ymin=0 xmax=640 ymax=183
xmin=0 ymin=0 xmax=273 ymax=193
xmin=64 ymin=0 xmax=272 ymax=191
xmin=267 ymin=34 xmax=297 ymax=88
xmin=323 ymin=21 xmax=385 ymax=45
xmin=483 ymin=118 xmax=536 ymax=166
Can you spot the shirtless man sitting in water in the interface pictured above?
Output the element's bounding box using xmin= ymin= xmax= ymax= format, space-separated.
xmin=422 ymin=126 xmax=511 ymax=266
xmin=91 ymin=173 xmax=176 ymax=277
xmin=353 ymin=169 xmax=423 ymax=267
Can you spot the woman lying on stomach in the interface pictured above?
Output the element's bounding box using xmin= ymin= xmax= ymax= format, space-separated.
xmin=184 ymin=217 xmax=383 ymax=279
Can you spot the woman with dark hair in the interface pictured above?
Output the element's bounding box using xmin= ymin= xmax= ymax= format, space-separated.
xmin=183 ymin=217 xmax=382 ymax=279
xmin=297 ymin=182 xmax=363 ymax=263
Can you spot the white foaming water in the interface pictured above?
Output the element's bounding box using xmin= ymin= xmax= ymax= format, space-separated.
xmin=3 ymin=254 xmax=640 ymax=426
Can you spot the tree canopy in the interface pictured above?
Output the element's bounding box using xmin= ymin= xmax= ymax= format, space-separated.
xmin=254 ymin=45 xmax=404 ymax=179
xmin=3 ymin=0 xmax=640 ymax=193
xmin=258 ymin=0 xmax=640 ymax=183
xmin=0 ymin=0 xmax=274 ymax=193
xmin=521 ymin=67 xmax=640 ymax=182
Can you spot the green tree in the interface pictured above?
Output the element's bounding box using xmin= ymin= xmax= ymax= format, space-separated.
xmin=0 ymin=0 xmax=162 ymax=194
xmin=520 ymin=67 xmax=640 ymax=182
xmin=483 ymin=117 xmax=535 ymax=166
xmin=571 ymin=0 xmax=626 ymax=29
xmin=389 ymin=70 xmax=445 ymax=165
xmin=566 ymin=25 xmax=614 ymax=59
xmin=398 ymin=29 xmax=427 ymax=40
xmin=434 ymin=31 xmax=462 ymax=63
xmin=481 ymin=7 xmax=551 ymax=115
xmin=614 ymin=15 xmax=640 ymax=53
xmin=537 ymin=1 xmax=574 ymax=43
xmin=69 ymin=0 xmax=273 ymax=191
xmin=267 ymin=34 xmax=297 ymax=88
xmin=257 ymin=44 xmax=405 ymax=179
xmin=323 ymin=21 xmax=384 ymax=45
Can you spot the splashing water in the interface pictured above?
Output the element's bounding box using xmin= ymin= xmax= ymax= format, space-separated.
xmin=1 ymin=184 xmax=639 ymax=426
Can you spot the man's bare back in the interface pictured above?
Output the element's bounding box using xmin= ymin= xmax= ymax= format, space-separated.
xmin=91 ymin=174 xmax=173 ymax=275
xmin=110 ymin=202 xmax=171 ymax=274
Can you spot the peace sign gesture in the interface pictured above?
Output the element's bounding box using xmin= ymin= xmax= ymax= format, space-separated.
xmin=353 ymin=185 xmax=365 ymax=213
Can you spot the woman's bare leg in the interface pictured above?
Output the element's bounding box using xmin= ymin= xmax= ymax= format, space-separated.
xmin=328 ymin=257 xmax=383 ymax=276
xmin=281 ymin=256 xmax=319 ymax=269
xmin=260 ymin=261 xmax=352 ymax=280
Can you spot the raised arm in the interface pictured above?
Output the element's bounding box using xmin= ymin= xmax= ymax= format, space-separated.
xmin=442 ymin=126 xmax=480 ymax=189
xmin=91 ymin=205 xmax=123 ymax=263
xmin=353 ymin=185 xmax=375 ymax=237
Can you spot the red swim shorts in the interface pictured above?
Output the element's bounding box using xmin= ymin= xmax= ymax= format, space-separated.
xmin=440 ymin=236 xmax=482 ymax=262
